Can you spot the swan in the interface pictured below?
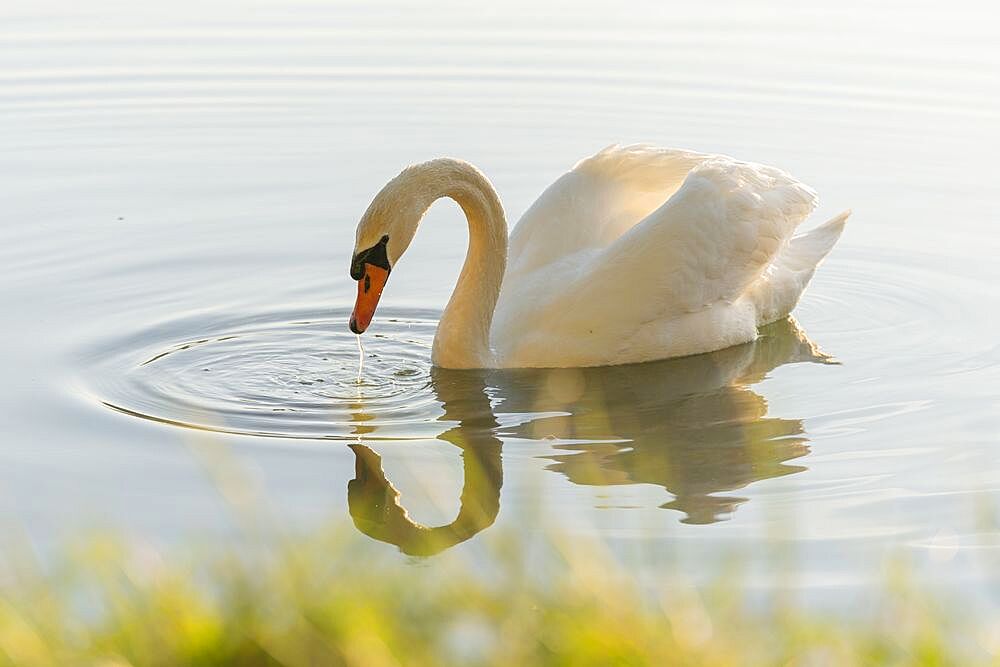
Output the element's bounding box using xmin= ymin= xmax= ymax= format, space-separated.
xmin=349 ymin=145 xmax=849 ymax=369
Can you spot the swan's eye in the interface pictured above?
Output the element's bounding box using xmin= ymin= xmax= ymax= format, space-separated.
xmin=350 ymin=234 xmax=391 ymax=280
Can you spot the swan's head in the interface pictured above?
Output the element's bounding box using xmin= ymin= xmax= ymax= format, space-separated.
xmin=348 ymin=168 xmax=426 ymax=334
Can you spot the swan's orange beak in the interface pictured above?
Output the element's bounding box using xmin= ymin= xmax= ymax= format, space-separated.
xmin=349 ymin=263 xmax=390 ymax=334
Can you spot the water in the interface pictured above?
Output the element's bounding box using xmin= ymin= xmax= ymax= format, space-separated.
xmin=2 ymin=0 xmax=999 ymax=601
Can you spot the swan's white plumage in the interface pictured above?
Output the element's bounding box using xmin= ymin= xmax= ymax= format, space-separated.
xmin=491 ymin=145 xmax=846 ymax=367
xmin=352 ymin=145 xmax=848 ymax=368
xmin=505 ymin=146 xmax=708 ymax=276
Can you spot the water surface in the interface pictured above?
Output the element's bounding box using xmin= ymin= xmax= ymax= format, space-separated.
xmin=2 ymin=0 xmax=999 ymax=603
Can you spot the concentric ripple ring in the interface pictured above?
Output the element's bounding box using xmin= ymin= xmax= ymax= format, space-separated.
xmin=83 ymin=307 xmax=448 ymax=441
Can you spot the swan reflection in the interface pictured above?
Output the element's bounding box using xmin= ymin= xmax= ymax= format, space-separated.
xmin=348 ymin=318 xmax=832 ymax=554
xmin=347 ymin=370 xmax=503 ymax=556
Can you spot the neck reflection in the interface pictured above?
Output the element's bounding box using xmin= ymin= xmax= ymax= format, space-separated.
xmin=347 ymin=370 xmax=502 ymax=556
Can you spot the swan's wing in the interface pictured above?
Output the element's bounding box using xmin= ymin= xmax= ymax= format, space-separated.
xmin=590 ymin=157 xmax=819 ymax=312
xmin=493 ymin=157 xmax=818 ymax=366
xmin=505 ymin=145 xmax=710 ymax=276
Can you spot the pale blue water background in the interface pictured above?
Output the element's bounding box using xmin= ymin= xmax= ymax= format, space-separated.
xmin=2 ymin=0 xmax=999 ymax=605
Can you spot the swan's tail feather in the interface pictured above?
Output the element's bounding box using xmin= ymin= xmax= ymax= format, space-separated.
xmin=752 ymin=209 xmax=851 ymax=325
xmin=782 ymin=209 xmax=851 ymax=272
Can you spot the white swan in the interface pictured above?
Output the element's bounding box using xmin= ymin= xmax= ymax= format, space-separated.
xmin=349 ymin=145 xmax=849 ymax=369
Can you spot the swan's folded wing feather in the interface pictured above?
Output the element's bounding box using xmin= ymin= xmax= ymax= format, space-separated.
xmin=505 ymin=145 xmax=709 ymax=277
xmin=586 ymin=157 xmax=817 ymax=310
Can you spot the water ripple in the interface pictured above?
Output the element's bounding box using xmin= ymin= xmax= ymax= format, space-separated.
xmin=85 ymin=308 xmax=446 ymax=441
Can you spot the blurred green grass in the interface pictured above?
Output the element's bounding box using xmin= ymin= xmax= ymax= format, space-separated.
xmin=0 ymin=523 xmax=990 ymax=667
xmin=0 ymin=437 xmax=991 ymax=666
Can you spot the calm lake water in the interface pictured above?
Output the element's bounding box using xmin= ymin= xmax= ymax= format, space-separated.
xmin=3 ymin=0 xmax=999 ymax=604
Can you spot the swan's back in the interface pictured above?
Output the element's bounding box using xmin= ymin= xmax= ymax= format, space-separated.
xmin=493 ymin=146 xmax=848 ymax=368
xmin=505 ymin=145 xmax=709 ymax=276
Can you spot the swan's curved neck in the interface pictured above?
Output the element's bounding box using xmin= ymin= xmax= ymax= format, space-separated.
xmin=406 ymin=160 xmax=507 ymax=368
